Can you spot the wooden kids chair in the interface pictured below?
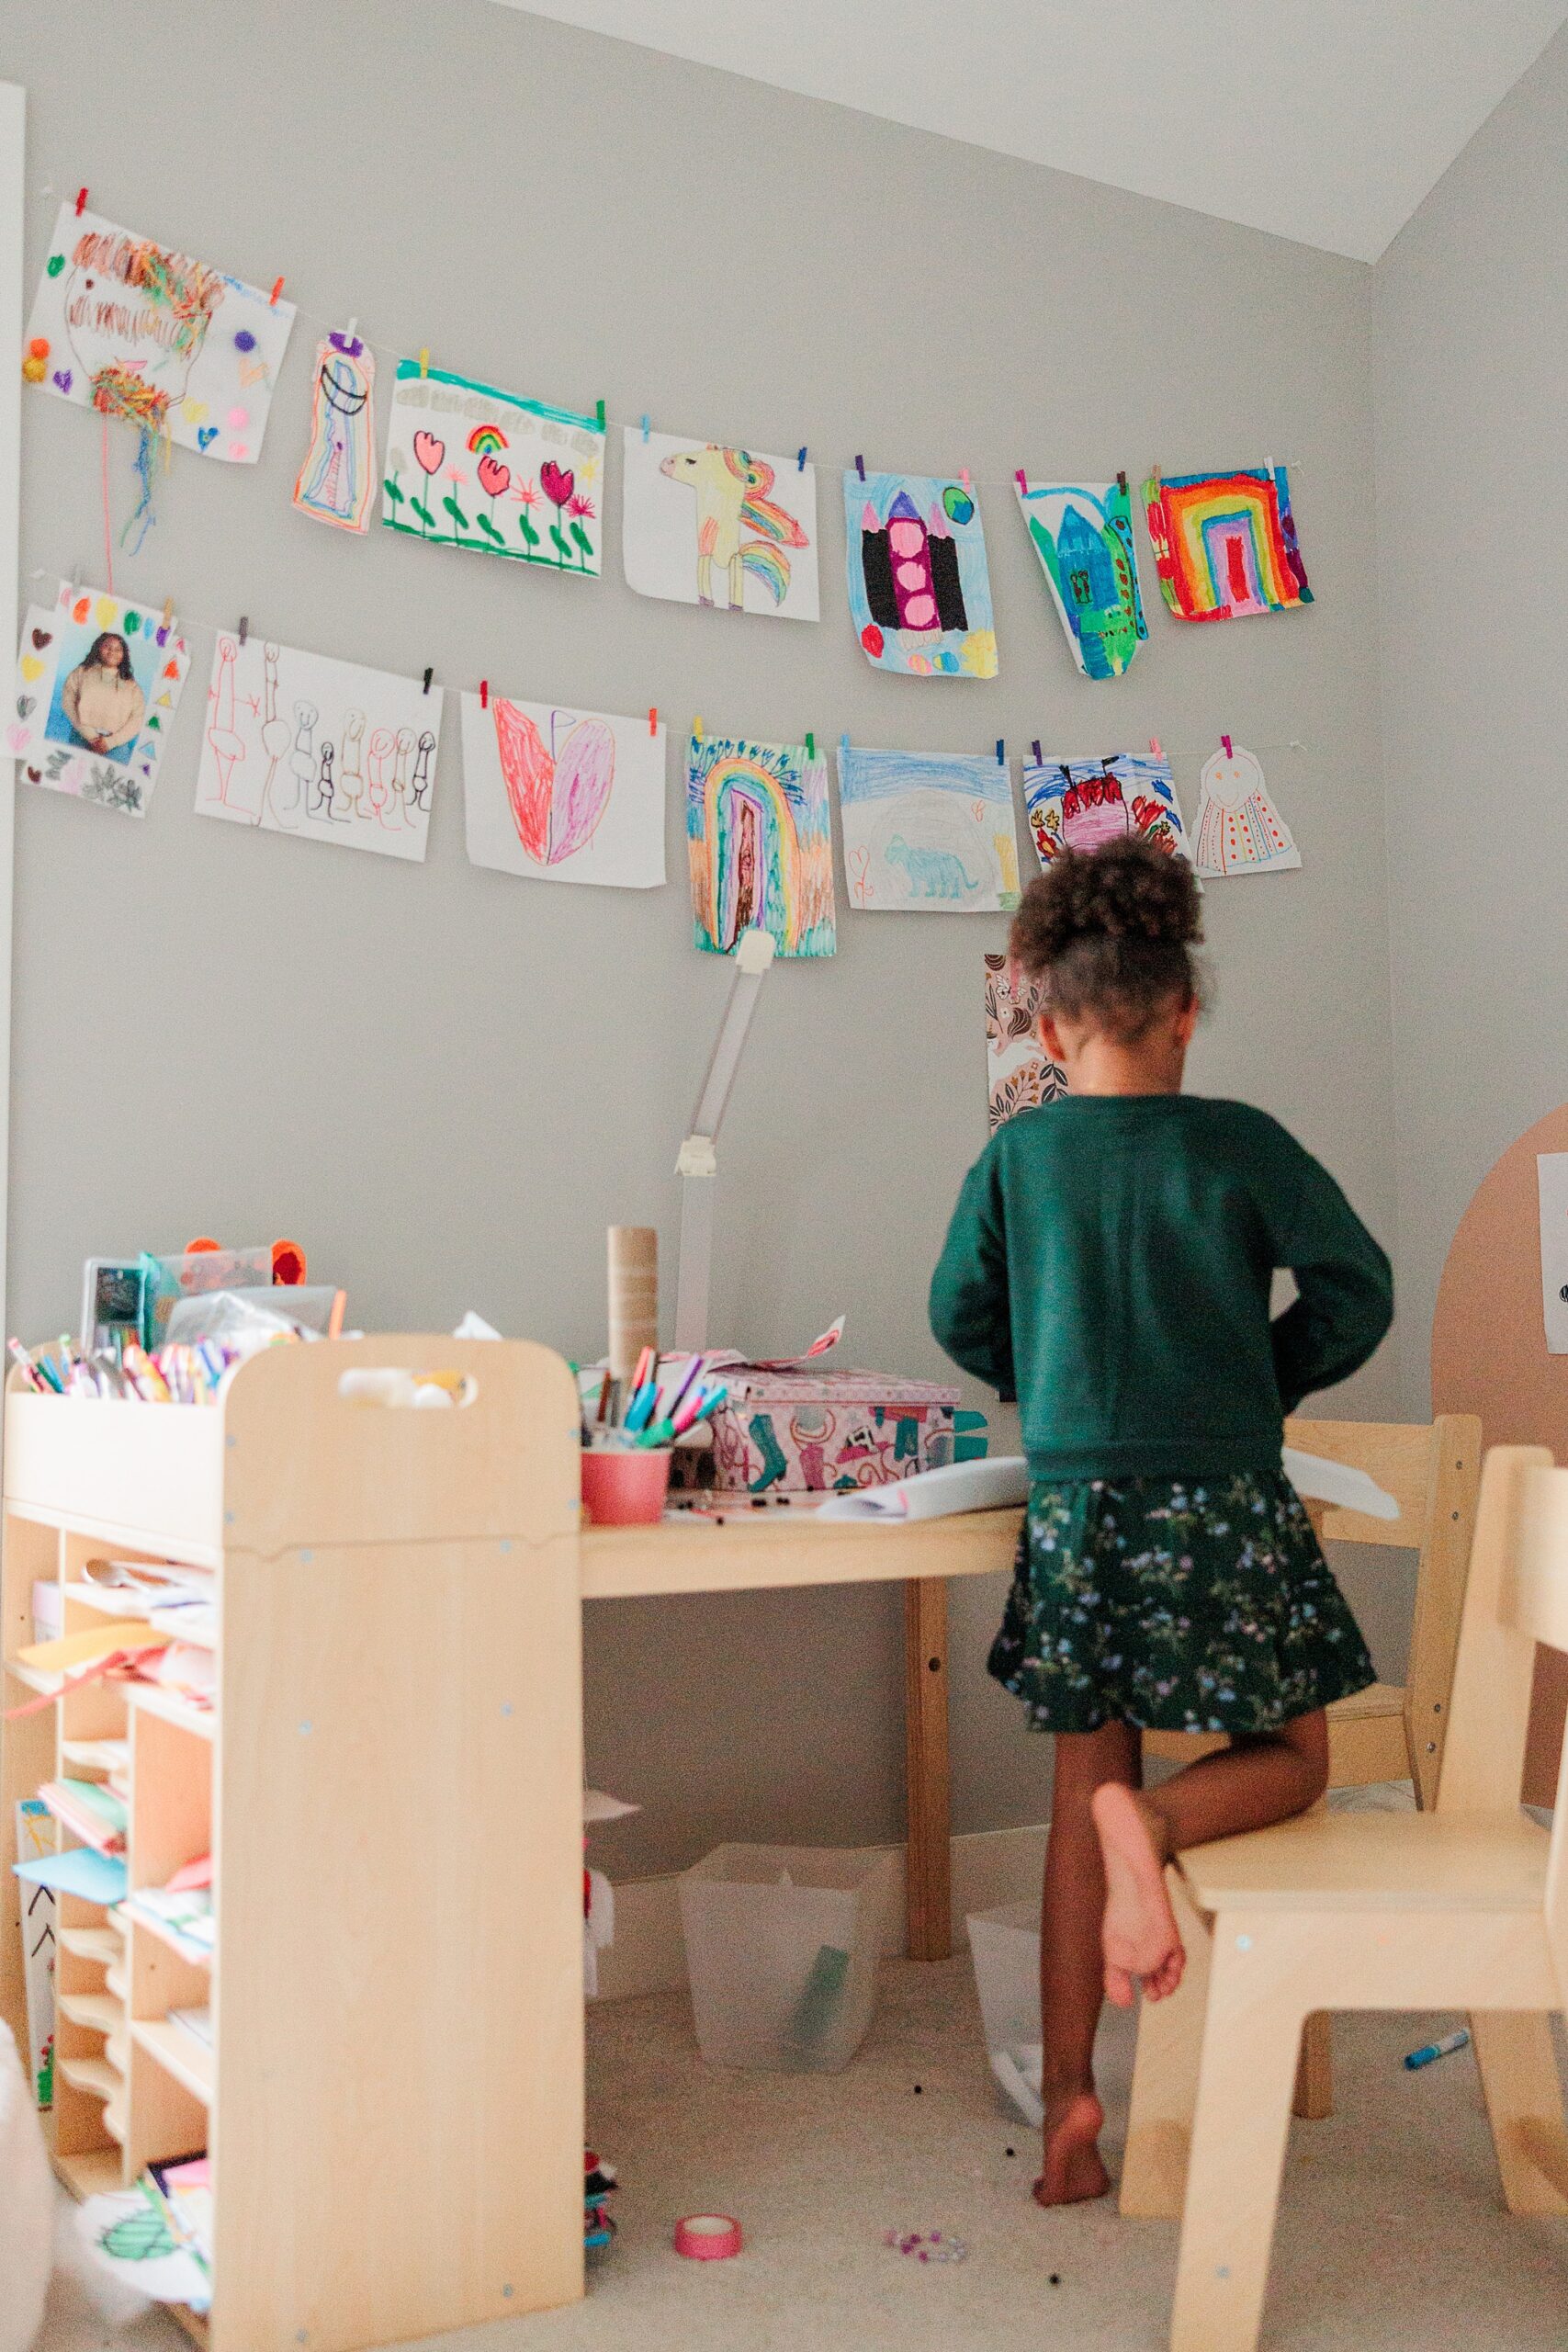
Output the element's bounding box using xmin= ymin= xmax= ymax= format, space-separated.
xmin=1138 ymin=1413 xmax=1481 ymax=2119
xmin=1135 ymin=1445 xmax=1568 ymax=2352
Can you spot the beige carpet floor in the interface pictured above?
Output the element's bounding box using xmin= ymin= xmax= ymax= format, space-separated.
xmin=40 ymin=1960 xmax=1568 ymax=2352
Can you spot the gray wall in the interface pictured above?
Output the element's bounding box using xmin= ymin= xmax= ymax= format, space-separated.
xmin=1373 ymin=26 xmax=1568 ymax=1418
xmin=6 ymin=1 xmax=1397 ymax=1876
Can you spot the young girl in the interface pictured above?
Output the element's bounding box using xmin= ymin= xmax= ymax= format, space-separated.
xmin=931 ymin=840 xmax=1391 ymax=2207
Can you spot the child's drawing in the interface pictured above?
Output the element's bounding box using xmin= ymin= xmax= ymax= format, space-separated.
xmin=836 ymin=743 xmax=1020 ymax=913
xmin=382 ymin=362 xmax=604 ymax=573
xmin=1014 ymin=476 xmax=1146 ymax=678
xmin=622 ymin=429 xmax=818 ymax=621
xmin=1193 ymin=742 xmax=1301 ymax=877
xmin=986 ymin=953 xmax=1066 ymax=1132
xmin=22 ymin=203 xmax=294 ymax=461
xmin=844 ymin=470 xmax=998 ymax=677
xmin=292 ymin=334 xmax=377 ymax=532
xmin=1023 ymin=752 xmax=1192 ymax=869
xmin=195 ymin=635 xmax=443 ymax=862
xmin=462 ymin=691 xmax=666 ymax=890
xmin=1143 ymin=464 xmax=1312 ymax=622
xmin=10 ymin=579 xmax=189 ymax=817
xmin=687 ymin=731 xmax=836 ymax=958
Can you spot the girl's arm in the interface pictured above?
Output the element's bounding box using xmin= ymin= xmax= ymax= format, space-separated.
xmin=1265 ymin=1136 xmax=1393 ymax=1413
xmin=929 ymin=1147 xmax=1016 ymax=1400
xmin=99 ymin=683 xmax=144 ymax=752
xmin=60 ymin=666 xmax=83 ymax=730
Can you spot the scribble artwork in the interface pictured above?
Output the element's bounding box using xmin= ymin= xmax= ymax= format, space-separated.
xmin=1014 ymin=476 xmax=1146 ymax=678
xmin=195 ymin=633 xmax=443 ymax=862
xmin=461 ymin=691 xmax=666 ymax=890
xmin=292 ymin=333 xmax=377 ymax=532
xmin=622 ymin=428 xmax=819 ymax=620
xmin=836 ymin=743 xmax=1020 ymax=913
xmin=1193 ymin=742 xmax=1301 ymax=878
xmin=10 ymin=579 xmax=189 ymax=817
xmin=22 ymin=202 xmax=294 ymax=461
xmin=382 ymin=361 xmax=604 ymax=572
xmin=1023 ymin=752 xmax=1192 ymax=869
xmin=686 ymin=731 xmax=836 ymax=958
xmin=1143 ymin=464 xmax=1312 ymax=622
xmin=986 ymin=953 xmax=1066 ymax=1132
xmin=844 ymin=470 xmax=998 ymax=676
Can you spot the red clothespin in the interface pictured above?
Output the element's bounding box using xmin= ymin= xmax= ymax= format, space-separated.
xmin=269 ymin=277 xmax=285 ymax=307
xmin=1149 ymin=736 xmax=1162 ymax=759
xmin=74 ymin=187 xmax=87 ymax=216
xmin=648 ymin=706 xmax=658 ymax=737
xmin=479 ymin=680 xmax=489 ymax=709
xmin=855 ymin=455 xmax=865 ymax=481
xmin=1015 ymin=469 xmax=1027 ymax=494
xmin=1222 ymin=734 xmax=1233 ymax=760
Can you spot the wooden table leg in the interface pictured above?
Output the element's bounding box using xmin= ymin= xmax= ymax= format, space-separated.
xmin=904 ymin=1576 xmax=951 ymax=1961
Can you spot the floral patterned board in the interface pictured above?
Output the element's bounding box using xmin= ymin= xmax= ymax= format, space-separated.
xmin=985 ymin=951 xmax=1066 ymax=1132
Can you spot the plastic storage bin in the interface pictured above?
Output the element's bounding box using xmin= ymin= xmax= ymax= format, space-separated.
xmin=680 ymin=1844 xmax=895 ymax=2073
xmin=967 ymin=1898 xmax=1043 ymax=2124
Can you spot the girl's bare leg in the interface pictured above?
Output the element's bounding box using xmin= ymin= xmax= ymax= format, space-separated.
xmin=1035 ymin=1720 xmax=1141 ymax=2205
xmin=1091 ymin=1713 xmax=1329 ymax=2007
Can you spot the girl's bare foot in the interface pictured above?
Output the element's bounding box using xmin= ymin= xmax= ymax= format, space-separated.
xmin=1033 ymin=2089 xmax=1109 ymax=2206
xmin=1089 ymin=1782 xmax=1185 ymax=2007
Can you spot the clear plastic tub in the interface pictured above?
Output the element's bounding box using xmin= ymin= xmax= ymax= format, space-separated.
xmin=967 ymin=1898 xmax=1043 ymax=2123
xmin=679 ymin=1844 xmax=895 ymax=2073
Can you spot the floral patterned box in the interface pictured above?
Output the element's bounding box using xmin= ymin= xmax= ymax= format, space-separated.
xmin=669 ymin=1366 xmax=976 ymax=1496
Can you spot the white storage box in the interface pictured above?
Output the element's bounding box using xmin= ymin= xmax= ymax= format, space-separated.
xmin=967 ymin=1897 xmax=1043 ymax=2124
xmin=680 ymin=1844 xmax=895 ymax=2074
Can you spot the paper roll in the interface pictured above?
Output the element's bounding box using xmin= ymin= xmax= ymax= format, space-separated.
xmin=607 ymin=1226 xmax=658 ymax=1384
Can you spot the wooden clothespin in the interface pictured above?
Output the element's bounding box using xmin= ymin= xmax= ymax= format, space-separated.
xmin=418 ymin=347 xmax=430 ymax=378
xmin=1015 ymin=469 xmax=1027 ymax=495
xmin=805 ymin=732 xmax=815 ymax=761
xmin=641 ymin=414 xmax=649 ymax=443
xmin=269 ymin=277 xmax=285 ymax=307
xmin=797 ymin=447 xmax=807 ymax=471
xmin=996 ymin=740 xmax=1005 ymax=766
xmin=840 ymin=733 xmax=851 ymax=758
xmin=854 ymin=455 xmax=865 ymax=481
xmin=237 ymin=616 xmax=249 ymax=647
xmin=1117 ymin=469 xmax=1129 ymax=495
xmin=479 ymin=679 xmax=489 ymax=709
xmin=1222 ymin=734 xmax=1234 ymax=759
xmin=960 ymin=469 xmax=971 ymax=492
xmin=648 ymin=707 xmax=658 ymax=736
xmin=595 ymin=400 xmax=605 ymax=430
xmin=161 ymin=595 xmax=175 ymax=632
xmin=693 ymin=715 xmax=704 ymax=741
xmin=423 ymin=667 xmax=433 ymax=695
xmin=74 ymin=187 xmax=87 ymax=216
xmin=1031 ymin=740 xmax=1042 ymax=765
xmin=1148 ymin=736 xmax=1162 ymax=760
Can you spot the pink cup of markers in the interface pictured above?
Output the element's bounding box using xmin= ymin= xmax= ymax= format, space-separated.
xmin=581 ymin=1445 xmax=671 ymax=1526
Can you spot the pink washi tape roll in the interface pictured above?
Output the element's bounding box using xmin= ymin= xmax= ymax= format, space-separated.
xmin=673 ymin=2212 xmax=743 ymax=2261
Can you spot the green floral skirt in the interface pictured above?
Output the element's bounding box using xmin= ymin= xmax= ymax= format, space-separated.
xmin=988 ymin=1471 xmax=1376 ymax=1736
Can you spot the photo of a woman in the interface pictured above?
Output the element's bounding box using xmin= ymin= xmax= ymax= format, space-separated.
xmin=59 ymin=632 xmax=145 ymax=760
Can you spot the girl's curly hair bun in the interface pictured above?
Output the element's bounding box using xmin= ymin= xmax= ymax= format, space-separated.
xmin=1010 ymin=840 xmax=1203 ymax=1043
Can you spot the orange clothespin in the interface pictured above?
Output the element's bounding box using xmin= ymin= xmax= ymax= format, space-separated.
xmin=74 ymin=187 xmax=87 ymax=216
xmin=648 ymin=707 xmax=658 ymax=737
xmin=268 ymin=277 xmax=284 ymax=307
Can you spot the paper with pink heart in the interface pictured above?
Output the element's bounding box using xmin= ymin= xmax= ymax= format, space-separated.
xmin=461 ymin=690 xmax=666 ymax=890
xmin=380 ymin=356 xmax=605 ymax=573
xmin=12 ymin=578 xmax=190 ymax=818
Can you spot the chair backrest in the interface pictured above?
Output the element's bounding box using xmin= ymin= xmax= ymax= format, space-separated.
xmin=1440 ymin=1448 xmax=1567 ymax=1996
xmin=1288 ymin=1413 xmax=1482 ymax=1804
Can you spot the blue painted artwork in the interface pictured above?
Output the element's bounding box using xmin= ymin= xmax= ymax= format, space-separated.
xmin=843 ymin=470 xmax=998 ymax=676
xmin=1014 ymin=476 xmax=1146 ymax=679
xmin=836 ymin=741 xmax=1020 ymax=911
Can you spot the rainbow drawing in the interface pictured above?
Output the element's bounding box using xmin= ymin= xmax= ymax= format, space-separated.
xmin=686 ymin=730 xmax=836 ymax=958
xmin=467 ymin=424 xmax=509 ymax=456
xmin=1142 ymin=464 xmax=1312 ymax=622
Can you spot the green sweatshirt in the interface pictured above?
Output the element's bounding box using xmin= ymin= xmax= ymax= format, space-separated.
xmin=930 ymin=1096 xmax=1393 ymax=1482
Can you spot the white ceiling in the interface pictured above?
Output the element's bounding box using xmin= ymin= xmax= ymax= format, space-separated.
xmin=496 ymin=0 xmax=1567 ymax=261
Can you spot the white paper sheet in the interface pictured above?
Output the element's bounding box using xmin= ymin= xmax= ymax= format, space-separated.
xmin=622 ymin=428 xmax=819 ymax=620
xmin=838 ymin=742 xmax=1021 ymax=912
xmin=24 ymin=204 xmax=293 ymax=461
xmin=1537 ymin=1153 xmax=1568 ymax=1353
xmin=194 ymin=633 xmax=443 ymax=861
xmin=382 ymin=362 xmax=604 ymax=572
xmin=461 ymin=691 xmax=666 ymax=889
xmin=1193 ymin=742 xmax=1301 ymax=878
xmin=12 ymin=581 xmax=189 ymax=816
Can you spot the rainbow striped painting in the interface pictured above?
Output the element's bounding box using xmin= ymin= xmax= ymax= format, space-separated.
xmin=1142 ymin=464 xmax=1312 ymax=622
xmin=686 ymin=730 xmax=836 ymax=957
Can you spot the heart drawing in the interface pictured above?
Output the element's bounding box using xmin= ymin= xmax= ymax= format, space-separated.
xmin=17 ymin=697 xmax=35 ymax=720
xmin=6 ymin=723 xmax=30 ymax=754
xmin=492 ymin=700 xmax=615 ymax=867
xmin=30 ymin=628 xmax=51 ymax=650
xmin=197 ymin=425 xmax=219 ymax=450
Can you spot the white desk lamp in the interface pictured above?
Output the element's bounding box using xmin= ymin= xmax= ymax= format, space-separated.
xmin=673 ymin=926 xmax=775 ymax=1351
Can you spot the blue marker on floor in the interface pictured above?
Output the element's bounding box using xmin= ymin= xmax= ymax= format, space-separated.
xmin=1404 ymin=2027 xmax=1470 ymax=2071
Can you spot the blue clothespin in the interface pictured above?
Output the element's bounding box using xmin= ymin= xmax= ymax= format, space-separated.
xmin=641 ymin=413 xmax=649 ymax=443
xmin=996 ymin=740 xmax=1005 ymax=766
xmin=797 ymin=447 xmax=807 ymax=471
xmin=840 ymin=733 xmax=851 ymax=758
xmin=855 ymin=454 xmax=865 ymax=481
xmin=1032 ymin=740 xmax=1042 ymax=764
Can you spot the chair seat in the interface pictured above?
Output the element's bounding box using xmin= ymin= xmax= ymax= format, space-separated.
xmin=1179 ymin=1806 xmax=1549 ymax=1914
xmin=1327 ymin=1679 xmax=1404 ymax=1722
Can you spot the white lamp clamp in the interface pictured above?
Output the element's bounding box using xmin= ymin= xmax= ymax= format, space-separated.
xmin=673 ymin=926 xmax=775 ymax=1351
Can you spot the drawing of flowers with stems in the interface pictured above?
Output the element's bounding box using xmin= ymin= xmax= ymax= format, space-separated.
xmin=410 ymin=430 xmax=443 ymax=537
xmin=567 ymin=491 xmax=596 ymax=571
xmin=513 ymin=477 xmax=542 ymax=560
xmin=476 ymin=454 xmax=511 ymax=548
xmin=540 ymin=460 xmax=575 ymax=565
xmin=442 ymin=464 xmax=470 ymax=541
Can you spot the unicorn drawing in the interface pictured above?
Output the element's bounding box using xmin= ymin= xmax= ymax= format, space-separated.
xmin=659 ymin=445 xmax=808 ymax=610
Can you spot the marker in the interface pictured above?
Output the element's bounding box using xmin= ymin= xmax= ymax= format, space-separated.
xmin=1404 ymin=2028 xmax=1469 ymax=2071
xmin=6 ymin=1339 xmax=44 ymax=1391
xmin=634 ymin=1418 xmax=676 ymax=1451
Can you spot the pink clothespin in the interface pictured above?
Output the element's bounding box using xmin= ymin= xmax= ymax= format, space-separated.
xmin=1149 ymin=736 xmax=1162 ymax=759
xmin=1222 ymin=734 xmax=1233 ymax=759
xmin=74 ymin=187 xmax=87 ymax=216
xmin=269 ymin=277 xmax=284 ymax=307
xmin=649 ymin=707 xmax=658 ymax=736
xmin=960 ymin=469 xmax=970 ymax=492
xmin=1015 ymin=469 xmax=1027 ymax=494
xmin=479 ymin=680 xmax=489 ymax=709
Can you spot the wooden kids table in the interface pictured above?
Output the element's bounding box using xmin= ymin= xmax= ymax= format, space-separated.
xmin=0 ymin=1338 xmax=1019 ymax=2349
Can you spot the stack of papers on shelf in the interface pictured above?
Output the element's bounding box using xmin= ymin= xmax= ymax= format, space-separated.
xmin=124 ymin=1882 xmax=214 ymax=1958
xmin=73 ymin=1562 xmax=218 ymax=1646
xmin=14 ymin=1844 xmax=127 ymax=1905
xmin=39 ymin=1778 xmax=128 ymax=1853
